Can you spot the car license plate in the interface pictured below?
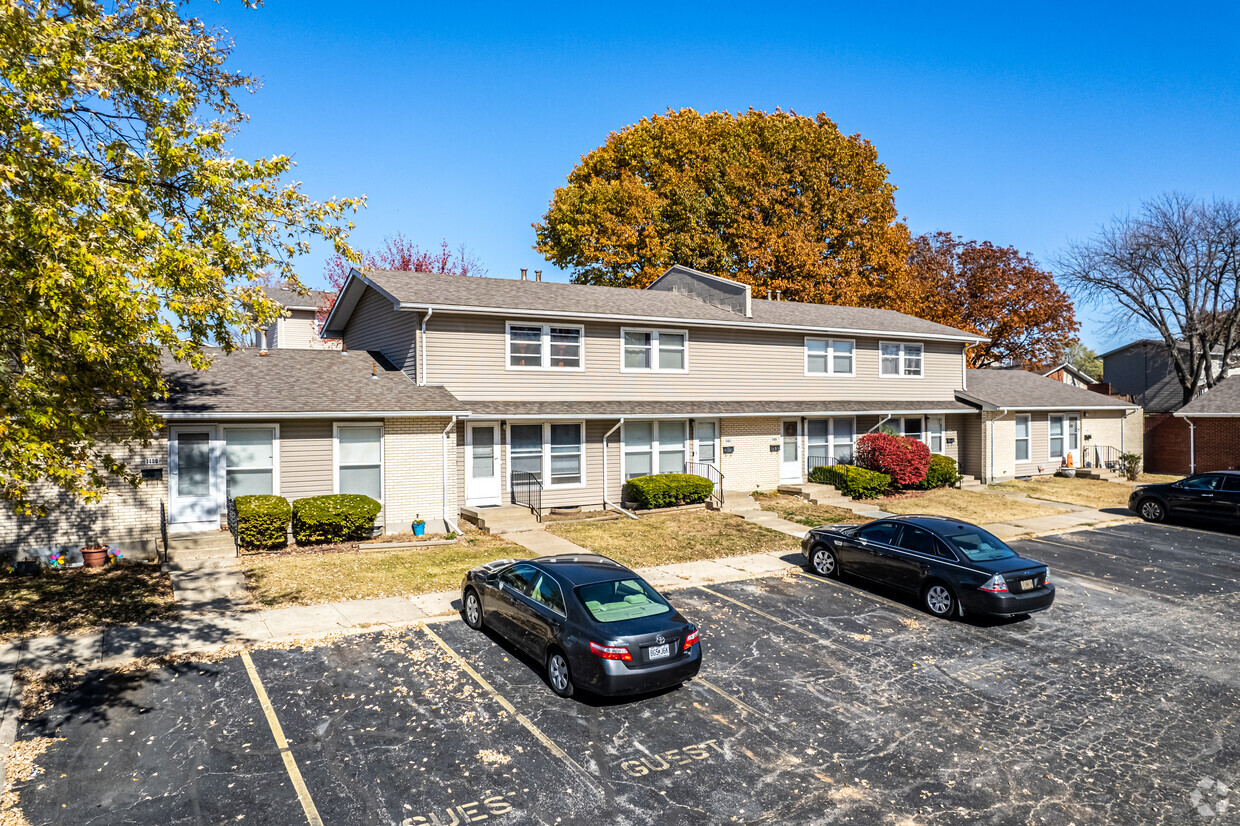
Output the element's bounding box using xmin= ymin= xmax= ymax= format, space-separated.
xmin=648 ymin=644 xmax=671 ymax=660
xmin=1021 ymin=579 xmax=1034 ymax=591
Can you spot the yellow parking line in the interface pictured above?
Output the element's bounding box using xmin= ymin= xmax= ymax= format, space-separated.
xmin=241 ymin=651 xmax=324 ymax=826
xmin=694 ymin=677 xmax=762 ymax=717
xmin=420 ymin=624 xmax=601 ymax=793
xmin=698 ymin=585 xmax=829 ymax=645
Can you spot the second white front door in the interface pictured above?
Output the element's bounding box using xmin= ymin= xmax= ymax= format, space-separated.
xmin=169 ymin=426 xmax=219 ymax=532
xmin=780 ymin=419 xmax=802 ymax=483
xmin=465 ymin=422 xmax=501 ymax=506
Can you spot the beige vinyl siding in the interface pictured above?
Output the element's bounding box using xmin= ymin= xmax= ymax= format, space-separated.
xmin=957 ymin=413 xmax=984 ymax=479
xmin=341 ymin=287 xmax=418 ymax=375
xmin=425 ymin=313 xmax=964 ymax=402
xmin=279 ymin=310 xmax=339 ymax=350
xmin=276 ymin=420 xmax=334 ymax=501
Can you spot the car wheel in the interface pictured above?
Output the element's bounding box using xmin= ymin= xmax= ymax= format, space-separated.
xmin=462 ymin=588 xmax=484 ymax=630
xmin=546 ymin=648 xmax=575 ymax=698
xmin=809 ymin=545 xmax=838 ymax=578
xmin=1138 ymin=498 xmax=1166 ymax=523
xmin=922 ymin=582 xmax=956 ymax=619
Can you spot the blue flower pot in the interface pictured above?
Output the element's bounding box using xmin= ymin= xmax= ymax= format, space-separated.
xmin=413 ymin=523 xmax=426 ymax=537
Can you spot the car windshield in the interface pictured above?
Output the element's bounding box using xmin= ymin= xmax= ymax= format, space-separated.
xmin=576 ymin=578 xmax=671 ymax=623
xmin=944 ymin=526 xmax=1017 ymax=562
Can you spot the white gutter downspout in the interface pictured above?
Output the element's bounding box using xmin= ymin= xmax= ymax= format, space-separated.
xmin=990 ymin=408 xmax=1010 ymax=484
xmin=419 ymin=308 xmax=433 ymax=386
xmin=1187 ymin=418 xmax=1196 ymax=474
xmin=442 ymin=415 xmax=459 ymax=533
xmin=603 ymin=418 xmax=638 ymax=520
xmin=868 ymin=413 xmax=895 ymax=433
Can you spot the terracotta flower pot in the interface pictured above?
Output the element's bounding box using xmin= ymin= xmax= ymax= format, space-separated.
xmin=81 ymin=545 xmax=109 ymax=568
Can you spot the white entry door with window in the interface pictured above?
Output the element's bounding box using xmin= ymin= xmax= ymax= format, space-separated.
xmin=169 ymin=426 xmax=218 ymax=531
xmin=465 ymin=422 xmax=502 ymax=506
xmin=780 ymin=419 xmax=802 ymax=483
xmin=1048 ymin=414 xmax=1081 ymax=466
xmin=693 ymin=419 xmax=719 ymax=471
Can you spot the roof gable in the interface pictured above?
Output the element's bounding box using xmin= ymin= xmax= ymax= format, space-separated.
xmin=959 ymin=368 xmax=1134 ymax=410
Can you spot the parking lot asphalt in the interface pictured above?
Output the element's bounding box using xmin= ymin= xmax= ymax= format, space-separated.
xmin=9 ymin=522 xmax=1240 ymax=825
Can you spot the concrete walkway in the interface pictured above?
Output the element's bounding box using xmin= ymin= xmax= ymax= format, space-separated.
xmin=500 ymin=529 xmax=594 ymax=557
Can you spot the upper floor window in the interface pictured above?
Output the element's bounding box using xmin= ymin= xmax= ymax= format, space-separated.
xmin=622 ymin=329 xmax=687 ymax=372
xmin=507 ymin=323 xmax=583 ymax=370
xmin=805 ymin=338 xmax=855 ymax=376
xmin=880 ymin=341 xmax=923 ymax=377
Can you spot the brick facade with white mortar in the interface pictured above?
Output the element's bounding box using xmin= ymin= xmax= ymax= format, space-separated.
xmin=383 ymin=416 xmax=460 ymax=533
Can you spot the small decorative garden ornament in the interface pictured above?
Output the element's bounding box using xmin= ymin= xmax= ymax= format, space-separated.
xmin=413 ymin=516 xmax=426 ymax=537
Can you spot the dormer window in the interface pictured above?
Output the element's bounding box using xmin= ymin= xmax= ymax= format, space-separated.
xmin=622 ymin=328 xmax=688 ymax=372
xmin=507 ymin=322 xmax=583 ymax=370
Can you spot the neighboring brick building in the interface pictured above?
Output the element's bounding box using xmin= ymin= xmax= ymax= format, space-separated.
xmin=1172 ymin=376 xmax=1240 ymax=474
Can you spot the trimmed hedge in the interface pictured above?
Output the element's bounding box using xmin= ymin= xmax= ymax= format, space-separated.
xmin=292 ymin=494 xmax=382 ymax=545
xmin=235 ymin=495 xmax=292 ymax=550
xmin=916 ymin=454 xmax=963 ymax=490
xmin=626 ymin=474 xmax=714 ymax=510
xmin=808 ymin=464 xmax=891 ymax=499
xmin=855 ymin=432 xmax=930 ymax=487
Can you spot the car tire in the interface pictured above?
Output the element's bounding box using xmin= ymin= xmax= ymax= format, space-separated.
xmin=546 ymin=648 xmax=575 ymax=698
xmin=462 ymin=588 xmax=484 ymax=630
xmin=922 ymin=581 xmax=957 ymax=619
xmin=1138 ymin=497 xmax=1166 ymax=523
xmin=809 ymin=545 xmax=839 ymax=578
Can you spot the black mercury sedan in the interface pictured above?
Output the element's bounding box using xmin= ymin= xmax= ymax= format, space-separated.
xmin=460 ymin=554 xmax=701 ymax=698
xmin=1129 ymin=471 xmax=1240 ymax=525
xmin=801 ymin=515 xmax=1055 ymax=619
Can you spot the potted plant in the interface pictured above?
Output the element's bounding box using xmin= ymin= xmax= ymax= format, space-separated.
xmin=81 ymin=543 xmax=110 ymax=568
xmin=1058 ymin=453 xmax=1076 ymax=478
xmin=412 ymin=517 xmax=426 ymax=537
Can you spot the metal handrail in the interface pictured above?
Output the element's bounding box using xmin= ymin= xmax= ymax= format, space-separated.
xmin=511 ymin=471 xmax=543 ymax=522
xmin=1085 ymin=444 xmax=1122 ymax=470
xmin=159 ymin=500 xmax=169 ymax=565
xmin=684 ymin=462 xmax=724 ymax=508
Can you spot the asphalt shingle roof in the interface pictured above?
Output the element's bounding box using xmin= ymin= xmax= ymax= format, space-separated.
xmin=358 ymin=270 xmax=979 ymax=341
xmin=961 ymin=369 xmax=1133 ymax=410
xmin=262 ymin=286 xmax=332 ymax=309
xmin=1177 ymin=375 xmax=1240 ymax=416
xmin=155 ymin=348 xmax=467 ymax=417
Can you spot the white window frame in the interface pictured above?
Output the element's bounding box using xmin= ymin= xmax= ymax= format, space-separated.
xmin=806 ymin=417 xmax=856 ymax=469
xmin=899 ymin=417 xmax=924 ymax=440
xmin=621 ymin=419 xmax=690 ymax=480
xmin=692 ymin=419 xmax=720 ymax=466
xmin=505 ymin=321 xmax=585 ymax=371
xmin=804 ymin=337 xmax=856 ymax=377
xmin=1048 ymin=414 xmax=1065 ymax=460
xmin=222 ymin=424 xmax=280 ymax=498
xmin=1015 ymin=415 xmax=1031 ymax=463
xmin=333 ymin=422 xmax=384 ymax=502
xmin=620 ymin=328 xmax=689 ymax=373
xmin=879 ymin=341 xmax=924 ymax=378
xmin=505 ymin=421 xmax=587 ymax=490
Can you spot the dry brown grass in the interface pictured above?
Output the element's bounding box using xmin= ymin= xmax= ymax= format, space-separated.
xmin=989 ymin=476 xmax=1134 ymax=510
xmin=242 ymin=527 xmax=531 ymax=608
xmin=547 ymin=509 xmax=799 ymax=567
xmin=755 ymin=493 xmax=870 ymax=527
xmin=878 ymin=488 xmax=1069 ymax=523
xmin=1137 ymin=473 xmax=1183 ymax=484
xmin=0 ymin=562 xmax=178 ymax=641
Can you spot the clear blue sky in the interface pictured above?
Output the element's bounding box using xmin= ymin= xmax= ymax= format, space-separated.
xmin=200 ymin=1 xmax=1240 ymax=352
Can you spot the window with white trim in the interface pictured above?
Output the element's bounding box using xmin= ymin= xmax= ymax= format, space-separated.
xmin=806 ymin=418 xmax=855 ymax=469
xmin=899 ymin=417 xmax=923 ymax=441
xmin=805 ymin=338 xmax=855 ymax=375
xmin=1015 ymin=415 xmax=1031 ymax=462
xmin=623 ymin=420 xmax=687 ymax=479
xmin=224 ymin=426 xmax=277 ymax=498
xmin=622 ymin=329 xmax=687 ymax=372
xmin=508 ymin=422 xmax=585 ymax=488
xmin=1049 ymin=415 xmax=1065 ymax=459
xmin=507 ymin=323 xmax=582 ymax=369
xmin=336 ymin=424 xmax=383 ymax=501
xmin=880 ymin=342 xmax=924 ymax=377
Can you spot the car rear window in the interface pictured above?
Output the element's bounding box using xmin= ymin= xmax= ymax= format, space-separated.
xmin=576 ymin=579 xmax=671 ymax=623
xmin=944 ymin=527 xmax=1017 ymax=562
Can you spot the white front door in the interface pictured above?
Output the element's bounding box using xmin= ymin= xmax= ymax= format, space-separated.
xmin=780 ymin=419 xmax=802 ymax=483
xmin=693 ymin=419 xmax=720 ymax=472
xmin=465 ymin=422 xmax=501 ymax=506
xmin=926 ymin=416 xmax=945 ymax=454
xmin=169 ymin=426 xmax=219 ymax=531
xmin=1067 ymin=414 xmax=1081 ymax=466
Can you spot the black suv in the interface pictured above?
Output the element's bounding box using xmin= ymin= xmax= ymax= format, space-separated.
xmin=1129 ymin=471 xmax=1240 ymax=525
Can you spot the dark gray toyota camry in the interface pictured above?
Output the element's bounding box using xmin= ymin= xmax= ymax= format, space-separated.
xmin=460 ymin=554 xmax=701 ymax=698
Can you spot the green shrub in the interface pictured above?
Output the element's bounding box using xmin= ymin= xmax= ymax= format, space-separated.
xmin=625 ymin=474 xmax=715 ymax=509
xmin=292 ymin=494 xmax=382 ymax=545
xmin=808 ymin=464 xmax=891 ymax=499
xmin=234 ymin=495 xmax=291 ymax=550
xmin=1119 ymin=452 xmax=1142 ymax=481
xmin=916 ymin=454 xmax=963 ymax=490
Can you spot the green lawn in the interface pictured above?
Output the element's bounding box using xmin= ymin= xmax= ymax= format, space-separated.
xmin=548 ymin=510 xmax=799 ymax=566
xmin=242 ymin=530 xmax=531 ymax=607
xmin=0 ymin=562 xmax=178 ymax=641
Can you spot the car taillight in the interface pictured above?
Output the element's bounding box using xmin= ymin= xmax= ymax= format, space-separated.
xmin=683 ymin=628 xmax=699 ymax=651
xmin=979 ymin=574 xmax=1009 ymax=594
xmin=589 ymin=641 xmax=632 ymax=661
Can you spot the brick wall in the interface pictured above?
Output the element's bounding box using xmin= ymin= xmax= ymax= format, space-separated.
xmin=1146 ymin=414 xmax=1240 ymax=474
xmin=383 ymin=416 xmax=460 ymax=533
xmin=719 ymin=417 xmax=783 ymax=491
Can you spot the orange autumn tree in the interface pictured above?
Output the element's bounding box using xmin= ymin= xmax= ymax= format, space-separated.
xmin=534 ymin=108 xmax=912 ymax=308
xmin=908 ymin=232 xmax=1078 ymax=369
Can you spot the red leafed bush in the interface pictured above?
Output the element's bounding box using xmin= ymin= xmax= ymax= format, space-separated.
xmin=855 ymin=433 xmax=930 ymax=487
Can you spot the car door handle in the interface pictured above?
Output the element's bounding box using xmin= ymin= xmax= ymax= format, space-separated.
xmin=1202 ymin=493 xmax=1214 ymax=498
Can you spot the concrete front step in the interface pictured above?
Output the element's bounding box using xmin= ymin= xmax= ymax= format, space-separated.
xmin=162 ymin=557 xmax=241 ymax=573
xmin=460 ymin=505 xmax=541 ymax=535
xmin=166 ymin=547 xmax=237 ymax=565
xmin=167 ymin=531 xmax=236 ymax=552
xmin=777 ymin=483 xmax=853 ymax=507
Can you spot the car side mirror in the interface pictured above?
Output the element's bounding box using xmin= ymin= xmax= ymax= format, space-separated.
xmin=857 ymin=537 xmax=868 ymax=545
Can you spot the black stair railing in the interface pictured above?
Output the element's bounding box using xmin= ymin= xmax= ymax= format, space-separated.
xmin=683 ymin=462 xmax=724 ymax=508
xmin=511 ymin=471 xmax=543 ymax=522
